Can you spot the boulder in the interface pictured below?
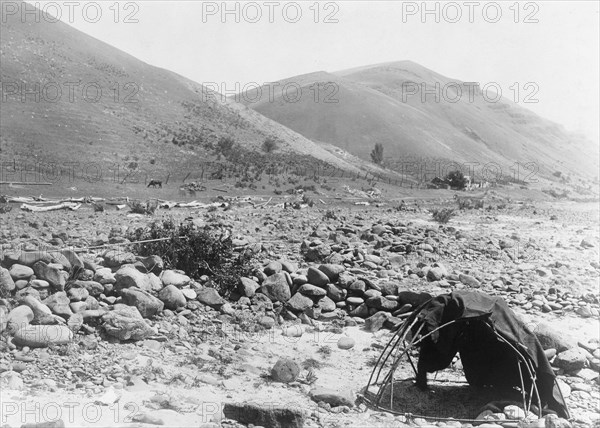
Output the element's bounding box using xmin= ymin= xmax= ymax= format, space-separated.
xmin=534 ymin=322 xmax=578 ymax=352
xmin=6 ymin=305 xmax=34 ymax=332
xmin=13 ymin=325 xmax=73 ymax=348
xmin=0 ymin=267 xmax=15 ymax=293
xmin=120 ymin=287 xmax=164 ymax=318
xmin=43 ymin=292 xmax=72 ymax=317
xmin=554 ymin=349 xmax=587 ymax=372
xmin=102 ymin=305 xmax=153 ymax=341
xmin=140 ymin=255 xmax=164 ymax=275
xmin=19 ymin=295 xmax=53 ymax=324
xmin=307 ymin=267 xmax=329 ymax=287
xmin=310 ymin=387 xmax=355 ymax=407
xmin=318 ymin=264 xmax=345 ymax=282
xmin=238 ymin=277 xmax=260 ymax=298
xmin=260 ymin=273 xmax=291 ymax=302
xmin=160 ymin=270 xmax=190 ymax=287
xmin=364 ymin=311 xmax=390 ymax=332
xmin=93 ymin=268 xmax=116 ymax=284
xmin=298 ymin=284 xmax=326 ymax=297
xmin=286 ymin=293 xmax=314 ymax=312
xmin=114 ymin=265 xmax=153 ymax=292
xmin=33 ymin=262 xmax=66 ymax=289
xmin=271 ymin=358 xmax=300 ymax=383
xmin=223 ymin=402 xmax=305 ymax=428
xmin=70 ymin=280 xmax=103 ymax=297
xmin=158 ymin=284 xmax=186 ymax=310
xmin=197 ymin=287 xmax=225 ymax=308
xmin=9 ymin=264 xmax=34 ymax=281
xmin=103 ymin=249 xmax=137 ymax=267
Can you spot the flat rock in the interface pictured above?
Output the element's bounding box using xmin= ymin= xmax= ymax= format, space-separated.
xmin=310 ymin=387 xmax=355 ymax=407
xmin=223 ymin=402 xmax=305 ymax=428
xmin=13 ymin=325 xmax=73 ymax=348
xmin=160 ymin=270 xmax=190 ymax=287
xmin=534 ymin=322 xmax=578 ymax=352
xmin=196 ymin=287 xmax=225 ymax=308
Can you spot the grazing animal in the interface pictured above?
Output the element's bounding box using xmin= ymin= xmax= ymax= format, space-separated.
xmin=147 ymin=179 xmax=162 ymax=188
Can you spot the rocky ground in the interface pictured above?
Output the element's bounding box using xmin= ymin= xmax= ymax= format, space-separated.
xmin=0 ymin=196 xmax=599 ymax=428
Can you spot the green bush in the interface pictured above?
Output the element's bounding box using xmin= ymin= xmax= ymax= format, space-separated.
xmin=127 ymin=219 xmax=256 ymax=297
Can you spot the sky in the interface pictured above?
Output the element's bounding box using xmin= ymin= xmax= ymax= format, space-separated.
xmin=25 ymin=0 xmax=600 ymax=142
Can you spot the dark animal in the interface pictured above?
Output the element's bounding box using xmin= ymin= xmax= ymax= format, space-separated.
xmin=147 ymin=179 xmax=162 ymax=188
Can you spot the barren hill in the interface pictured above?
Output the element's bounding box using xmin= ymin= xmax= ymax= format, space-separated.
xmin=0 ymin=2 xmax=369 ymax=189
xmin=241 ymin=61 xmax=599 ymax=182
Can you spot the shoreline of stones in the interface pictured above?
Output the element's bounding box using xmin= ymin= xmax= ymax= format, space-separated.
xmin=0 ymin=218 xmax=599 ymax=428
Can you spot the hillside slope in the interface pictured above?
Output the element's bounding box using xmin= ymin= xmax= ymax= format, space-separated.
xmin=0 ymin=2 xmax=365 ymax=189
xmin=241 ymin=61 xmax=598 ymax=182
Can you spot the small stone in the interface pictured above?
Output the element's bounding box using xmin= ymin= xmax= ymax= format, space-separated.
xmin=271 ymin=358 xmax=300 ymax=383
xmin=337 ymin=337 xmax=355 ymax=350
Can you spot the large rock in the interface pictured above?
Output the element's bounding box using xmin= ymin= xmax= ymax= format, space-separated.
xmin=158 ymin=284 xmax=186 ymax=310
xmin=366 ymin=296 xmax=398 ymax=311
xmin=271 ymin=358 xmax=300 ymax=383
xmin=286 ymin=293 xmax=314 ymax=312
xmin=534 ymin=322 xmax=578 ymax=352
xmin=318 ymin=264 xmax=345 ymax=282
xmin=223 ymin=402 xmax=305 ymax=428
xmin=140 ymin=255 xmax=164 ymax=275
xmin=459 ymin=273 xmax=481 ymax=288
xmin=33 ymin=261 xmax=66 ymax=289
xmin=298 ymin=284 xmax=326 ymax=297
xmin=554 ymin=349 xmax=587 ymax=372
xmin=397 ymin=291 xmax=432 ymax=307
xmin=160 ymin=270 xmax=190 ymax=287
xmin=67 ymin=287 xmax=89 ymax=302
xmin=307 ymin=267 xmax=329 ymax=287
xmin=196 ymin=287 xmax=225 ymax=308
xmin=325 ymin=284 xmax=345 ymax=302
xmin=364 ymin=311 xmax=390 ymax=332
xmin=70 ymin=280 xmax=103 ymax=297
xmin=260 ymin=273 xmax=291 ymax=302
xmin=114 ymin=265 xmax=153 ymax=292
xmin=9 ymin=264 xmax=34 ymax=281
xmin=103 ymin=249 xmax=137 ymax=267
xmin=93 ymin=268 xmax=116 ymax=284
xmin=13 ymin=325 xmax=73 ymax=348
xmin=61 ymin=249 xmax=84 ymax=271
xmin=310 ymin=387 xmax=355 ymax=407
xmin=0 ymin=267 xmax=15 ymax=293
xmin=120 ymin=287 xmax=164 ymax=318
xmin=239 ymin=277 xmax=260 ymax=298
xmin=19 ymin=295 xmax=53 ymax=324
xmin=6 ymin=305 xmax=34 ymax=332
xmin=43 ymin=292 xmax=73 ymax=317
xmin=102 ymin=305 xmax=153 ymax=341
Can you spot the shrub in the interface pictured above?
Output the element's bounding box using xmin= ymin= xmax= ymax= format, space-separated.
xmin=431 ymin=208 xmax=456 ymax=224
xmin=127 ymin=219 xmax=256 ymax=297
xmin=445 ymin=170 xmax=467 ymax=190
xmin=128 ymin=199 xmax=158 ymax=215
xmin=370 ymin=143 xmax=384 ymax=164
xmin=92 ymin=202 xmax=105 ymax=212
xmin=262 ymin=137 xmax=278 ymax=153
